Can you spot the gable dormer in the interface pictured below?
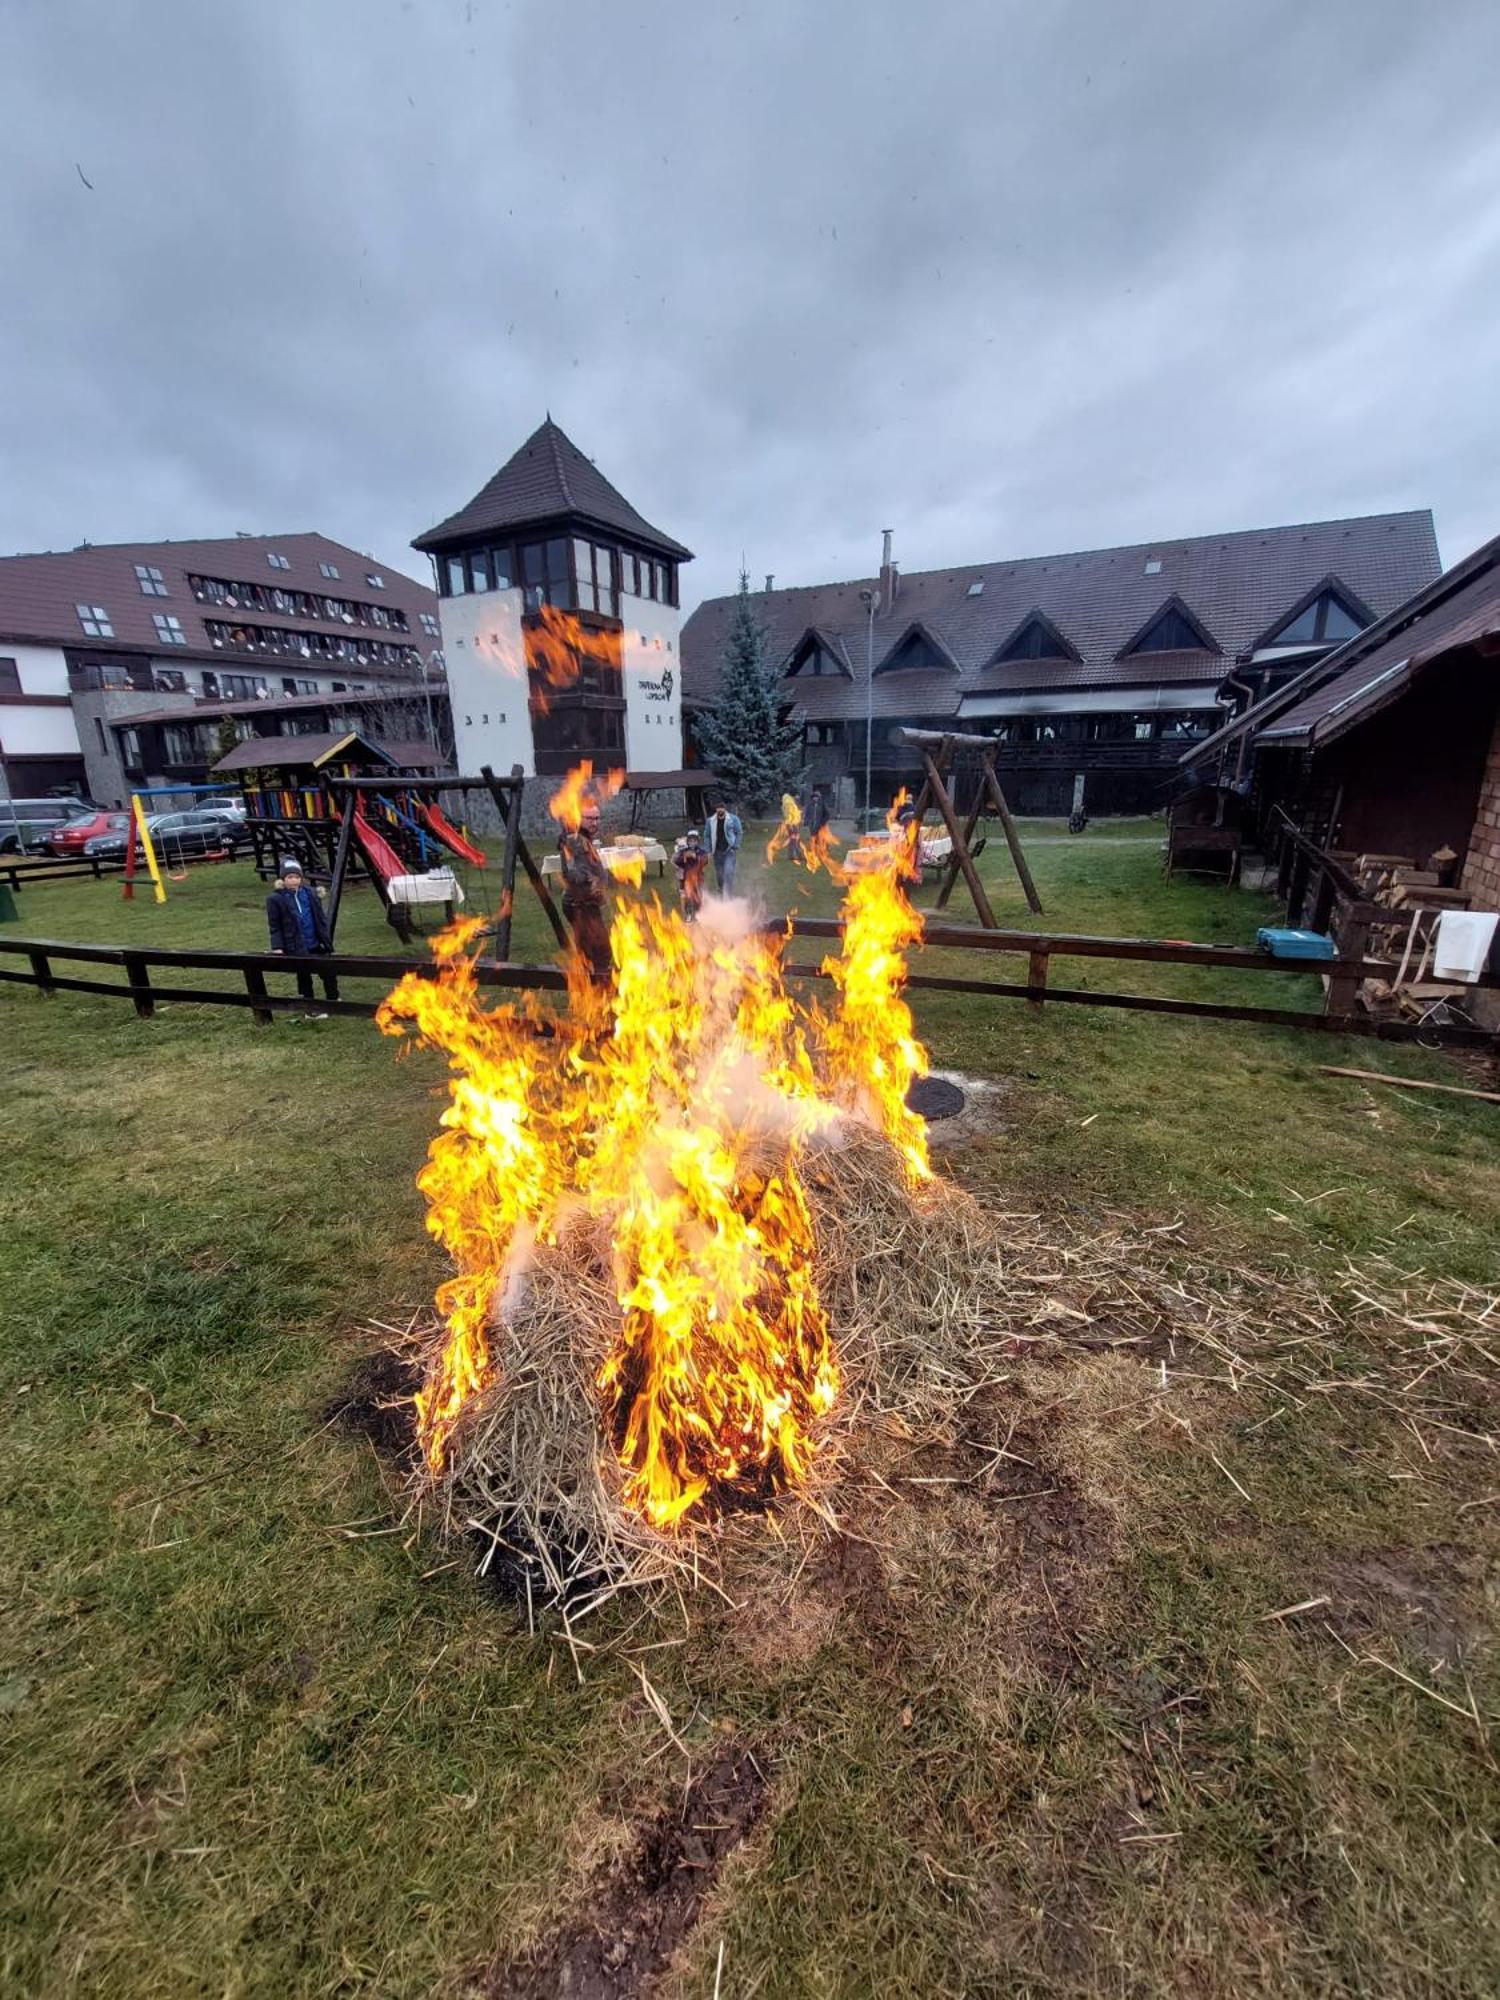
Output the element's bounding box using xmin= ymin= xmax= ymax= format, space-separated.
xmin=1118 ymin=595 xmax=1220 ymax=657
xmin=1251 ymin=576 xmax=1372 ymax=652
xmin=873 ymin=620 xmax=961 ymax=676
xmin=783 ymin=627 xmax=853 ymax=678
xmin=990 ymin=610 xmax=1081 ymax=665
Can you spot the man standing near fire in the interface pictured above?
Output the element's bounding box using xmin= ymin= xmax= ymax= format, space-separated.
xmin=703 ymin=799 xmax=743 ymax=895
xmin=558 ymin=799 xmax=613 ymax=983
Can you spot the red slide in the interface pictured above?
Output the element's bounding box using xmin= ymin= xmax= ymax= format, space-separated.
xmin=413 ymin=798 xmax=485 ymax=867
xmin=350 ymin=801 xmax=407 ymax=888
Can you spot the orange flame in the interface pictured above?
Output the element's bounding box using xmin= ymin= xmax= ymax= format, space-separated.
xmin=766 ymin=791 xmax=841 ymax=873
xmin=547 ymin=759 xmax=624 ymax=832
xmin=526 ymin=602 xmax=619 ymax=716
xmin=378 ymin=769 xmax=931 ymax=1523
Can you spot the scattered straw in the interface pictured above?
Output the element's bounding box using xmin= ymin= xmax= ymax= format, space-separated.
xmin=366 ymin=1125 xmax=1500 ymax=1619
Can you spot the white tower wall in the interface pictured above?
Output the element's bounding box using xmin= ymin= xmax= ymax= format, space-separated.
xmin=438 ymin=587 xmax=535 ymax=777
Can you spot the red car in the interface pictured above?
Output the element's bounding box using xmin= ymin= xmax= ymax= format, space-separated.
xmin=45 ymin=810 xmax=132 ymax=856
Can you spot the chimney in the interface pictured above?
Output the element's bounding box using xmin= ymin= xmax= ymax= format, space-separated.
xmin=764 ymin=573 xmax=775 ymax=592
xmin=879 ymin=528 xmax=898 ymax=608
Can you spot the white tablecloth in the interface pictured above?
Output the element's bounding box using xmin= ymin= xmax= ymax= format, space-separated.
xmin=540 ymin=841 xmax=667 ymax=881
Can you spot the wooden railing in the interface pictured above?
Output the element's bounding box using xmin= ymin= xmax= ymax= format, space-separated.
xmin=0 ymin=937 xmax=562 ymax=1024
xmin=1 ymin=854 xmax=130 ymax=889
xmin=1 ymin=921 xmax=1491 ymax=1046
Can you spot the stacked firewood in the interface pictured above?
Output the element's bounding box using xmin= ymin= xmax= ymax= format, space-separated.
xmin=1342 ymin=849 xmax=1475 ymax=1020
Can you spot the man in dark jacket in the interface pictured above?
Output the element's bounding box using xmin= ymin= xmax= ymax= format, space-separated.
xmin=266 ymin=858 xmax=338 ymax=1015
xmin=557 ymin=802 xmax=613 ymax=983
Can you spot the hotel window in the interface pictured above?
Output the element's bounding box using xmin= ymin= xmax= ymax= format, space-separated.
xmin=76 ymin=603 xmax=114 ymax=637
xmin=153 ymin=612 xmax=187 ymax=646
xmin=419 ymin=612 xmax=441 ymax=637
xmin=521 ymin=538 xmax=572 ymax=612
xmin=319 ymin=561 xmax=340 ymax=579
xmin=134 ymin=563 xmax=169 ymax=597
xmin=573 ymin=539 xmax=618 ymax=616
xmin=267 ymin=552 xmax=291 ymax=570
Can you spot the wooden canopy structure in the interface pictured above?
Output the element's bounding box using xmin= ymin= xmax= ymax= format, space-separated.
xmin=894 ymin=727 xmax=1043 ymax=924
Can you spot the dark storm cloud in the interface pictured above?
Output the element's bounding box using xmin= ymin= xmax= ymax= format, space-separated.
xmin=2 ymin=0 xmax=1497 ymax=611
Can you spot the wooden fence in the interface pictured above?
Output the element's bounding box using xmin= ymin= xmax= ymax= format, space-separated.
xmin=1 ymin=854 xmax=129 ymax=890
xmin=0 ymin=937 xmax=563 ymax=1025
xmin=1 ymin=924 xmax=1494 ymax=1046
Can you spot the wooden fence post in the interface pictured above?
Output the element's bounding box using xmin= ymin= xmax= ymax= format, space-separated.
xmin=243 ymin=965 xmax=274 ymax=1027
xmin=122 ymin=952 xmax=154 ymax=1019
xmin=27 ymin=948 xmax=53 ymax=996
xmin=1027 ymin=947 xmax=1048 ymax=1007
xmin=1324 ymin=912 xmax=1369 ymax=1026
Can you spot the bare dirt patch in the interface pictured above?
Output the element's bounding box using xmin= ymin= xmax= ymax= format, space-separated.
xmin=478 ymin=1738 xmax=770 ymax=1999
xmin=323 ymin=1349 xmax=419 ymax=1457
xmin=1322 ymin=1543 xmax=1493 ymax=1671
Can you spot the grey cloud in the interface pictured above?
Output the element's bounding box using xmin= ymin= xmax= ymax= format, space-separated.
xmin=1 ymin=0 xmax=1497 ymax=613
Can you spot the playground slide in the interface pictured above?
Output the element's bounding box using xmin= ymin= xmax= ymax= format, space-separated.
xmin=350 ymin=804 xmax=407 ymax=891
xmin=413 ymin=798 xmax=485 ymax=867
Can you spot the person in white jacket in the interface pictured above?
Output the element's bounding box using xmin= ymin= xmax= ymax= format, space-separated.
xmin=703 ymin=803 xmax=743 ymax=894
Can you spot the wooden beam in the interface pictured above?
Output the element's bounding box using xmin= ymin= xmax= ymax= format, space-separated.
xmin=1318 ymin=1065 xmax=1500 ymax=1105
xmin=920 ymin=743 xmax=999 ymax=929
xmin=493 ymin=760 xmax=525 ymax=960
xmin=981 ymin=748 xmax=1044 ymax=916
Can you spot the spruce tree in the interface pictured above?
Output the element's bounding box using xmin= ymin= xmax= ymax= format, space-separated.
xmin=690 ymin=571 xmax=804 ymax=813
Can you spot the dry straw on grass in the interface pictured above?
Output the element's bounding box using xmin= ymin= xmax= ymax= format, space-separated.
xmin=378 ymin=1126 xmax=1500 ymax=1619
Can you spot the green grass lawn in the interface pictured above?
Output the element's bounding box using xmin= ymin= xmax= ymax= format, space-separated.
xmin=2 ymin=830 xmax=1497 ymax=1996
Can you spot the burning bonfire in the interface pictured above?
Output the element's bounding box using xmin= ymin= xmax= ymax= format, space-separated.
xmin=376 ymin=777 xmax=1009 ymax=1604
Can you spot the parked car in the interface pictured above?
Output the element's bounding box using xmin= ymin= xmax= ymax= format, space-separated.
xmin=86 ymin=809 xmax=246 ymax=861
xmin=0 ymin=797 xmax=100 ymax=854
xmin=44 ymin=810 xmax=133 ymax=856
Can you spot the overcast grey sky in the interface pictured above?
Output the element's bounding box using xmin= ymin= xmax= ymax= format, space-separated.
xmin=2 ymin=0 xmax=1497 ymax=610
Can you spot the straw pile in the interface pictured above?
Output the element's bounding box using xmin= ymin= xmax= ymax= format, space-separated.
xmin=384 ymin=1125 xmax=1500 ymax=1621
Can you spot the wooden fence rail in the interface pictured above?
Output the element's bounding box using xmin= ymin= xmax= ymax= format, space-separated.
xmin=0 ymin=936 xmax=564 ymax=1025
xmin=0 ymin=927 xmax=1492 ymax=1046
xmin=1 ymin=855 xmax=130 ymax=889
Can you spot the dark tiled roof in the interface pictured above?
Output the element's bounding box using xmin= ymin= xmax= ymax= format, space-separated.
xmin=0 ymin=532 xmax=437 ymax=675
xmin=680 ymin=510 xmax=1440 ymax=725
xmin=1186 ymin=529 xmax=1500 ymax=761
xmin=624 ymin=768 xmax=721 ymax=789
xmin=413 ymin=419 xmax=693 ymax=561
xmin=1258 ymin=537 xmax=1500 ymax=748
xmin=118 ymin=687 xmax=443 ymax=728
xmin=971 ymin=649 xmax=1227 ymax=693
xmin=211 ymin=729 xmax=439 ymax=773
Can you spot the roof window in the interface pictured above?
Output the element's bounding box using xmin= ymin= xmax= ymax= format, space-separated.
xmin=134 ymin=563 xmax=168 ymax=596
xmin=267 ymin=552 xmax=291 ymax=570
xmin=967 ymin=579 xmax=984 ymax=597
xmin=152 ymin=613 xmax=187 ymax=647
xmin=319 ymin=561 xmax=340 ymax=579
xmin=76 ymin=603 xmax=114 ymax=638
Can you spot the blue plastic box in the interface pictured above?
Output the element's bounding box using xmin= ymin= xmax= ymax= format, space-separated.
xmin=1256 ymin=926 xmax=1338 ymax=961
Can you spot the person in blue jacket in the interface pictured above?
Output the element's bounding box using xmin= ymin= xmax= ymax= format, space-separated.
xmin=266 ymin=857 xmax=337 ymax=1016
xmin=702 ymin=801 xmax=742 ymax=894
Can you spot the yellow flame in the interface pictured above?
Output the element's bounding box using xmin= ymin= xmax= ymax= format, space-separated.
xmin=379 ymin=764 xmax=930 ymax=1521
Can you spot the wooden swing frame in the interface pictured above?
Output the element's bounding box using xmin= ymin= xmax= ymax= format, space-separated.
xmin=894 ymin=727 xmax=1044 ymax=924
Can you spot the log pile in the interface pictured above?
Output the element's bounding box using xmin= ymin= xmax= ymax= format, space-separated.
xmin=1342 ymin=847 xmax=1475 ymax=1022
